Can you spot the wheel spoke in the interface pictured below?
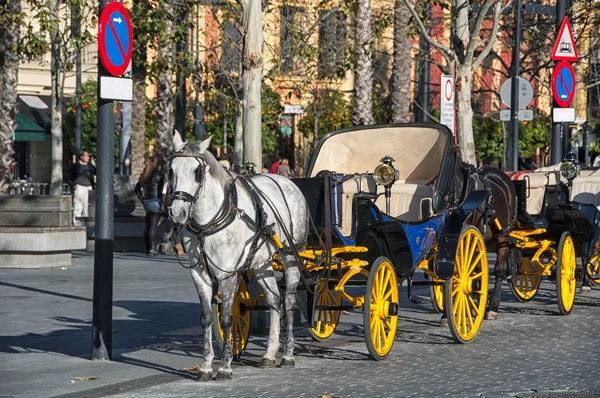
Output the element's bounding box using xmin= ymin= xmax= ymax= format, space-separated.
xmin=466 ymin=294 xmax=480 ymax=317
xmin=466 ymin=234 xmax=478 ymax=273
xmin=467 ymin=252 xmax=484 ymax=275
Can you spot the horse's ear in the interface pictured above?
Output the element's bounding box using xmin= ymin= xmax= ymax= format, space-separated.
xmin=173 ymin=130 xmax=185 ymax=151
xmin=197 ymin=135 xmax=213 ymax=154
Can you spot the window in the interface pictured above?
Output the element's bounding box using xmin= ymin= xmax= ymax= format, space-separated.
xmin=318 ymin=9 xmax=346 ymax=78
xmin=81 ymin=43 xmax=97 ymax=65
xmin=280 ymin=6 xmax=298 ymax=74
xmin=221 ymin=22 xmax=241 ymax=73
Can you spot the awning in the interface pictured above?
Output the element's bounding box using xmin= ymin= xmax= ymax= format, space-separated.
xmin=15 ymin=113 xmax=47 ymax=142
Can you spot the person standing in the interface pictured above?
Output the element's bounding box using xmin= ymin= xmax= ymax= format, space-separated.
xmin=71 ymin=150 xmax=95 ymax=226
xmin=135 ymin=158 xmax=165 ymax=255
xmin=277 ymin=158 xmax=292 ymax=178
xmin=269 ymin=157 xmax=282 ymax=174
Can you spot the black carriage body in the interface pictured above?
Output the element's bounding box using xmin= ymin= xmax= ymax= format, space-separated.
xmin=297 ymin=123 xmax=492 ymax=279
xmin=512 ymin=178 xmax=593 ymax=253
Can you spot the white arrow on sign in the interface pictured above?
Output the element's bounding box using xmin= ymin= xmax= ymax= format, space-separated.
xmin=113 ymin=17 xmax=122 ymax=24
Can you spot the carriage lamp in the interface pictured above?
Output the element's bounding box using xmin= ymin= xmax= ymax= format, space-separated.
xmin=242 ymin=162 xmax=257 ymax=176
xmin=560 ymin=153 xmax=578 ymax=181
xmin=374 ymin=156 xmax=398 ymax=214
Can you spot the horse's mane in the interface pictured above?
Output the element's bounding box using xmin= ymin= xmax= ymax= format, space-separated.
xmin=184 ymin=141 xmax=230 ymax=186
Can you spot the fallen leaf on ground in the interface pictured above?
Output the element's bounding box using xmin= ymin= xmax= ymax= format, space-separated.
xmin=72 ymin=376 xmax=98 ymax=381
xmin=181 ymin=365 xmax=201 ymax=372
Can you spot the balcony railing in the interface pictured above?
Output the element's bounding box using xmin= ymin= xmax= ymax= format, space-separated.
xmin=7 ymin=182 xmax=71 ymax=196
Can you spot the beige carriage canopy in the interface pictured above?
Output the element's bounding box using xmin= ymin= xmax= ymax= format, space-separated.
xmin=307 ymin=124 xmax=451 ymax=181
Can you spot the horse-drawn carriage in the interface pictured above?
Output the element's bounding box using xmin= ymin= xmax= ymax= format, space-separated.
xmin=168 ymin=124 xmax=515 ymax=379
xmin=503 ymin=160 xmax=594 ymax=314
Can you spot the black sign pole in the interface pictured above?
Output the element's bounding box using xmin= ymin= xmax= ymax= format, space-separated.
xmin=551 ymin=0 xmax=566 ymax=164
xmin=92 ymin=0 xmax=114 ymax=361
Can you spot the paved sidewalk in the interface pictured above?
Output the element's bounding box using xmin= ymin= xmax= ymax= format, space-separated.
xmin=2 ymin=252 xmax=600 ymax=398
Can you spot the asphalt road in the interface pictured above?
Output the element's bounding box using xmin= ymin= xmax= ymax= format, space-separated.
xmin=1 ymin=252 xmax=600 ymax=398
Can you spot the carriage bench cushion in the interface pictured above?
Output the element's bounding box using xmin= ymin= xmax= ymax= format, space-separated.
xmin=333 ymin=175 xmax=433 ymax=237
xmin=572 ymin=176 xmax=600 ymax=207
xmin=374 ymin=182 xmax=433 ymax=222
xmin=512 ymin=171 xmax=561 ymax=215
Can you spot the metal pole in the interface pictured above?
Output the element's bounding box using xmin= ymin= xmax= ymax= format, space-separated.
xmin=416 ymin=3 xmax=431 ymax=123
xmin=551 ymin=0 xmax=566 ymax=164
xmin=509 ymin=0 xmax=522 ymax=171
xmin=92 ymin=0 xmax=114 ymax=362
xmin=73 ymin=2 xmax=82 ymax=161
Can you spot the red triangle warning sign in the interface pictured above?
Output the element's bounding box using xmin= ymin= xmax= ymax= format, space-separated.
xmin=551 ymin=17 xmax=578 ymax=62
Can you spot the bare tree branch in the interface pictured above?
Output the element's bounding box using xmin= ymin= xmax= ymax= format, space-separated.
xmin=472 ymin=2 xmax=502 ymax=70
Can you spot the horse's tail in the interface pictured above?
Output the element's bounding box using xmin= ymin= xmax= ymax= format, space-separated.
xmin=479 ymin=166 xmax=517 ymax=232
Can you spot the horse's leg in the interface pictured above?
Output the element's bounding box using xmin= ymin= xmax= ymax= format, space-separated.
xmin=281 ymin=254 xmax=300 ymax=368
xmin=190 ymin=267 xmax=215 ymax=381
xmin=581 ymin=270 xmax=592 ymax=293
xmin=255 ymin=269 xmax=281 ymax=368
xmin=215 ymin=275 xmax=236 ymax=380
xmin=486 ymin=234 xmax=510 ymax=320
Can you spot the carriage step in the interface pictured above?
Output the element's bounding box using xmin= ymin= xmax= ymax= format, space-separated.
xmin=410 ymin=280 xmax=444 ymax=287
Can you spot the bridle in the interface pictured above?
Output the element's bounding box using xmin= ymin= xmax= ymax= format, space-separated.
xmin=169 ymin=148 xmax=207 ymax=204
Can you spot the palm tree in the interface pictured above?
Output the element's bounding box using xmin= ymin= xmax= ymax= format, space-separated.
xmin=0 ymin=0 xmax=20 ymax=194
xmin=154 ymin=1 xmax=175 ymax=169
xmin=352 ymin=0 xmax=375 ymax=126
xmin=390 ymin=0 xmax=412 ymax=123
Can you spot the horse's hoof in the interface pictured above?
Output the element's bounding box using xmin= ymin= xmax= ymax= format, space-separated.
xmin=260 ymin=358 xmax=276 ymax=368
xmin=580 ymin=286 xmax=592 ymax=294
xmin=198 ymin=371 xmax=212 ymax=382
xmin=439 ymin=317 xmax=448 ymax=328
xmin=485 ymin=311 xmax=498 ymax=320
xmin=280 ymin=357 xmax=295 ymax=368
xmin=215 ymin=370 xmax=232 ymax=380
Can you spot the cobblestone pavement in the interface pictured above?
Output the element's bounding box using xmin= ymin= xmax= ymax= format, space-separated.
xmin=1 ymin=252 xmax=600 ymax=398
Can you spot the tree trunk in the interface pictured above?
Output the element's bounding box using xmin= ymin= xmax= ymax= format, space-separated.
xmin=455 ymin=66 xmax=476 ymax=164
xmin=155 ymin=5 xmax=175 ymax=169
xmin=0 ymin=0 xmax=20 ymax=194
xmin=50 ymin=0 xmax=62 ymax=195
xmin=352 ymin=0 xmax=374 ymax=126
xmin=390 ymin=0 xmax=411 ymax=123
xmin=241 ymin=0 xmax=263 ymax=167
xmin=233 ymin=105 xmax=243 ymax=167
xmin=131 ymin=0 xmax=149 ymax=180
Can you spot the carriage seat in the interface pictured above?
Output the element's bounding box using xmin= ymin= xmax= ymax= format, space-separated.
xmin=571 ymin=176 xmax=600 ymax=207
xmin=332 ymin=175 xmax=432 ymax=237
xmin=375 ymin=182 xmax=433 ymax=222
xmin=512 ymin=171 xmax=561 ymax=215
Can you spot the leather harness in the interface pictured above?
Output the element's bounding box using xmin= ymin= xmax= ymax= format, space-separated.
xmin=171 ymin=148 xmax=280 ymax=273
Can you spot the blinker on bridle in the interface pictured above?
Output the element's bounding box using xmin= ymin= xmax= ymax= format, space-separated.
xmin=170 ymin=148 xmax=207 ymax=203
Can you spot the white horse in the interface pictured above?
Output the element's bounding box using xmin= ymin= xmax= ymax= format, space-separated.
xmin=169 ymin=134 xmax=308 ymax=380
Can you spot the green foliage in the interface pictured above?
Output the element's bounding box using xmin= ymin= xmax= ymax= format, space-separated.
xmin=472 ymin=116 xmax=503 ymax=163
xmin=372 ymin=82 xmax=391 ymax=124
xmin=297 ymin=91 xmax=352 ymax=139
xmin=518 ymin=115 xmax=551 ymax=158
xmin=471 ymin=114 xmax=551 ymax=163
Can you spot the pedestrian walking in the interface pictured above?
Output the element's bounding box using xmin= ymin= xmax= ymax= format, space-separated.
xmin=135 ymin=157 xmax=165 ymax=255
xmin=277 ymin=158 xmax=292 ymax=178
xmin=71 ymin=150 xmax=95 ymax=226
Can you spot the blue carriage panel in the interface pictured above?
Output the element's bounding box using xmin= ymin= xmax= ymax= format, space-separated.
xmin=400 ymin=213 xmax=446 ymax=270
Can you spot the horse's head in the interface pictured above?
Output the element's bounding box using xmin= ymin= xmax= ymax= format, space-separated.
xmin=169 ymin=133 xmax=213 ymax=226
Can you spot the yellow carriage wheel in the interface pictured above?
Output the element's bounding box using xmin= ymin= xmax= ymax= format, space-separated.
xmin=509 ymin=256 xmax=543 ymax=302
xmin=585 ymin=255 xmax=600 ymax=286
xmin=444 ymin=226 xmax=488 ymax=344
xmin=309 ymin=279 xmax=342 ymax=341
xmin=213 ymin=276 xmax=251 ymax=360
xmin=364 ymin=257 xmax=399 ymax=360
xmin=556 ymin=232 xmax=577 ymax=315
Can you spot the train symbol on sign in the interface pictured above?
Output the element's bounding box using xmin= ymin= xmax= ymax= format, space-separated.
xmin=559 ymin=40 xmax=572 ymax=53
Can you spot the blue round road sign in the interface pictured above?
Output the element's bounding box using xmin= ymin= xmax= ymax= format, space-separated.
xmin=552 ymin=61 xmax=576 ymax=108
xmin=98 ymin=2 xmax=133 ymax=77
